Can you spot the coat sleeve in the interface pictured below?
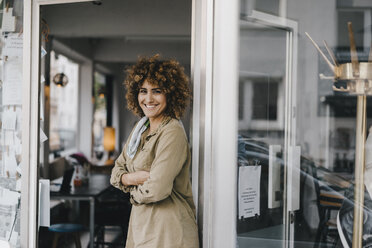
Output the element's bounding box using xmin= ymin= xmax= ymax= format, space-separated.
xmin=130 ymin=127 xmax=188 ymax=204
xmin=110 ymin=145 xmax=133 ymax=193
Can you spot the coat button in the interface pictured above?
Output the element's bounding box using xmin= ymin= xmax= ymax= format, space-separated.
xmin=145 ymin=190 xmax=149 ymax=193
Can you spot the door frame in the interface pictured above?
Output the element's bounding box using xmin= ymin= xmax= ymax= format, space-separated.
xmin=207 ymin=0 xmax=240 ymax=247
xmin=23 ymin=0 xmax=95 ymax=247
xmin=25 ymin=0 xmax=210 ymax=247
xmin=237 ymin=10 xmax=299 ymax=248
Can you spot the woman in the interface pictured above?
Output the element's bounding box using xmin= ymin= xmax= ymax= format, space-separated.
xmin=110 ymin=54 xmax=199 ymax=248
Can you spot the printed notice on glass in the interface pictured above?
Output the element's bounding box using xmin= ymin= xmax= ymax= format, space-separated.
xmin=3 ymin=59 xmax=22 ymax=106
xmin=238 ymin=166 xmax=261 ymax=218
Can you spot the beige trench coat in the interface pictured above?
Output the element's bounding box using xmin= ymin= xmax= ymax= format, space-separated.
xmin=110 ymin=118 xmax=199 ymax=248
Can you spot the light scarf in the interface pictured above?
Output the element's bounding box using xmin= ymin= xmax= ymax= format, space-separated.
xmin=126 ymin=117 xmax=149 ymax=159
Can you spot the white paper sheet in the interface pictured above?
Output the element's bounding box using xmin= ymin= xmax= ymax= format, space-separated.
xmin=40 ymin=128 xmax=48 ymax=143
xmin=0 ymin=187 xmax=19 ymax=241
xmin=15 ymin=107 xmax=22 ymax=130
xmin=238 ymin=166 xmax=261 ymax=219
xmin=4 ymin=131 xmax=14 ymax=146
xmin=2 ymin=8 xmax=16 ymax=32
xmin=3 ymin=33 xmax=23 ymax=57
xmin=2 ymin=59 xmax=22 ymax=106
xmin=16 ymin=162 xmax=21 ymax=175
xmin=40 ymin=91 xmax=44 ymax=121
xmin=0 ymin=152 xmax=3 ymax=177
xmin=4 ymin=150 xmax=17 ymax=178
xmin=14 ymin=135 xmax=21 ymax=156
xmin=0 ymin=240 xmax=10 ymax=248
xmin=9 ymin=231 xmax=17 ymax=246
xmin=2 ymin=109 xmax=16 ymax=130
xmin=15 ymin=178 xmax=21 ymax=192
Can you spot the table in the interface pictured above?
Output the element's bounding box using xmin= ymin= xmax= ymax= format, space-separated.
xmin=89 ymin=158 xmax=115 ymax=174
xmin=50 ymin=173 xmax=111 ymax=248
xmin=317 ymin=168 xmax=352 ymax=189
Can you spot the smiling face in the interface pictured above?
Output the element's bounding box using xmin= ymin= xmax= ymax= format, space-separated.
xmin=138 ymin=80 xmax=167 ymax=124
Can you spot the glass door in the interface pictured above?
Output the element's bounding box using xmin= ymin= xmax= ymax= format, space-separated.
xmin=236 ymin=10 xmax=298 ymax=247
xmin=212 ymin=1 xmax=372 ymax=247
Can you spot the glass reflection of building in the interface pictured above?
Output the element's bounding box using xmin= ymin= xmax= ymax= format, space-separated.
xmin=237 ymin=1 xmax=372 ymax=247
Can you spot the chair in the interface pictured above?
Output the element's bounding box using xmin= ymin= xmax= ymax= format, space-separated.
xmin=48 ymin=223 xmax=85 ymax=248
xmin=94 ymin=186 xmax=131 ymax=247
xmin=309 ymin=163 xmax=345 ymax=248
xmin=48 ymin=157 xmax=86 ymax=248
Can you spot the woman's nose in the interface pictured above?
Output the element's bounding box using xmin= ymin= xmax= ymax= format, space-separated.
xmin=145 ymin=92 xmax=153 ymax=102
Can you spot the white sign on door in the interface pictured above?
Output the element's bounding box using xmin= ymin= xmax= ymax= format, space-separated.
xmin=238 ymin=165 xmax=261 ymax=219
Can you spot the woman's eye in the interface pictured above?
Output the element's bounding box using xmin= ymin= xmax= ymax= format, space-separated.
xmin=153 ymin=89 xmax=162 ymax=94
xmin=139 ymin=89 xmax=147 ymax=94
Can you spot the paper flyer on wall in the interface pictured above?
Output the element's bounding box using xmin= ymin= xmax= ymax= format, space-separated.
xmin=2 ymin=59 xmax=22 ymax=106
xmin=14 ymin=135 xmax=21 ymax=156
xmin=238 ymin=165 xmax=261 ymax=219
xmin=4 ymin=130 xmax=14 ymax=146
xmin=2 ymin=109 xmax=16 ymax=131
xmin=15 ymin=107 xmax=22 ymax=130
xmin=0 ymin=240 xmax=10 ymax=248
xmin=4 ymin=150 xmax=17 ymax=178
xmin=3 ymin=33 xmax=23 ymax=58
xmin=1 ymin=8 xmax=16 ymax=33
xmin=0 ymin=187 xmax=19 ymax=241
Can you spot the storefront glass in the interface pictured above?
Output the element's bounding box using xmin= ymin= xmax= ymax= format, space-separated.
xmin=237 ymin=0 xmax=372 ymax=247
xmin=0 ymin=0 xmax=24 ymax=247
xmin=237 ymin=20 xmax=287 ymax=247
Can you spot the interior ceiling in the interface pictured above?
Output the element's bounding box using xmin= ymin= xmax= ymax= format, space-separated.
xmin=42 ymin=0 xmax=191 ymax=38
xmin=41 ymin=0 xmax=192 ymax=64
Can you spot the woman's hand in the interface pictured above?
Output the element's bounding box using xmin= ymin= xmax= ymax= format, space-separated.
xmin=121 ymin=171 xmax=150 ymax=186
xmin=132 ymin=171 xmax=150 ymax=185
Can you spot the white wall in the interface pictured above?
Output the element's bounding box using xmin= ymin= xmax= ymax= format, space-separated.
xmin=93 ymin=39 xmax=191 ymax=64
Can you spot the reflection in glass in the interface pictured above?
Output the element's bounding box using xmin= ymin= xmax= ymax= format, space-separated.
xmin=237 ymin=18 xmax=287 ymax=247
xmin=237 ymin=1 xmax=372 ymax=247
xmin=92 ymin=71 xmax=107 ymax=160
xmin=49 ymin=51 xmax=79 ymax=156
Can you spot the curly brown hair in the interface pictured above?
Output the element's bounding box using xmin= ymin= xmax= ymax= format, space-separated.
xmin=124 ymin=54 xmax=191 ymax=119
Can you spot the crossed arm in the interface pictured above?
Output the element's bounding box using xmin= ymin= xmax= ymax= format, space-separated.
xmin=110 ymin=128 xmax=188 ymax=204
xmin=121 ymin=170 xmax=149 ymax=186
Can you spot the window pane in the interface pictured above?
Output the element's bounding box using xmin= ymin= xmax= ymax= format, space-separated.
xmin=237 ymin=1 xmax=371 ymax=247
xmin=92 ymin=71 xmax=107 ymax=159
xmin=49 ymin=51 xmax=79 ymax=155
xmin=237 ymin=20 xmax=286 ymax=247
xmin=252 ymin=81 xmax=278 ymax=120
